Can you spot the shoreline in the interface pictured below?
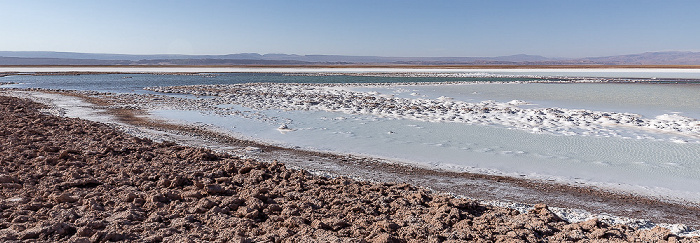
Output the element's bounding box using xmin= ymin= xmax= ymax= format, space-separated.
xmin=3 ymin=94 xmax=699 ymax=241
xmin=5 ymin=89 xmax=700 ymax=234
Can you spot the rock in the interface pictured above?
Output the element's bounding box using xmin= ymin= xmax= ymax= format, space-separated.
xmin=50 ymin=192 xmax=79 ymax=203
xmin=67 ymin=236 xmax=91 ymax=243
xmin=580 ymin=218 xmax=603 ymax=231
xmin=590 ymin=228 xmax=607 ymax=239
xmin=376 ymin=220 xmax=400 ymax=231
xmin=311 ymin=220 xmax=329 ymax=230
xmin=143 ymin=235 xmax=163 ymax=243
xmin=20 ymin=223 xmax=74 ymax=240
xmin=121 ymin=192 xmax=137 ymax=202
xmin=1 ymin=183 xmax=22 ymax=189
xmin=165 ymin=191 xmax=181 ymax=201
xmin=182 ymin=190 xmax=204 ymax=199
xmin=204 ymin=184 xmax=225 ymax=195
xmin=107 ymin=210 xmax=144 ymax=222
xmin=90 ymin=231 xmax=127 ymax=242
xmin=533 ymin=203 xmax=548 ymax=210
xmin=323 ymin=218 xmax=349 ymax=231
xmin=370 ymin=233 xmax=401 ymax=243
xmin=0 ymin=174 xmax=18 ymax=183
xmin=237 ymin=206 xmax=260 ymax=219
xmin=197 ymin=198 xmax=216 ymax=209
xmin=75 ymin=227 xmax=94 ymax=237
xmin=220 ymin=196 xmax=244 ymax=211
xmin=238 ymin=166 xmax=254 ymax=174
xmin=636 ymin=226 xmax=673 ymax=241
xmin=103 ymin=232 xmax=127 ymax=241
xmin=147 ymin=194 xmax=169 ymax=203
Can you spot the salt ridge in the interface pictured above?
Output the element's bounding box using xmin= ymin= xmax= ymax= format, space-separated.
xmin=145 ymin=83 xmax=700 ymax=143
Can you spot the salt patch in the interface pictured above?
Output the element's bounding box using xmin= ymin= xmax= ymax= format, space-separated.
xmin=507 ymin=99 xmax=528 ymax=106
xmin=6 ymin=197 xmax=24 ymax=202
xmin=244 ymin=146 xmax=263 ymax=154
xmin=436 ymin=96 xmax=453 ymax=101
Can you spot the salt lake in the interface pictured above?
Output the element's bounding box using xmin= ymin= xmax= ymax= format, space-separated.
xmin=3 ymin=68 xmax=699 ymax=202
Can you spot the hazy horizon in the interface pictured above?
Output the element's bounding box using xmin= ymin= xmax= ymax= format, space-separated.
xmin=4 ymin=50 xmax=700 ymax=61
xmin=2 ymin=50 xmax=561 ymax=58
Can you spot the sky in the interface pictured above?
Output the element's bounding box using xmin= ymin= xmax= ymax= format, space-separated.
xmin=2 ymin=0 xmax=700 ymax=58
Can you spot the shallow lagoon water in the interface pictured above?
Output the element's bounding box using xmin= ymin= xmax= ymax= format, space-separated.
xmin=4 ymin=66 xmax=700 ymax=79
xmin=153 ymin=107 xmax=700 ymax=200
xmin=0 ymin=72 xmax=541 ymax=93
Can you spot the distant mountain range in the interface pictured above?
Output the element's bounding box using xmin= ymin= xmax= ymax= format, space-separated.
xmin=2 ymin=51 xmax=700 ymax=66
xmin=579 ymin=51 xmax=700 ymax=65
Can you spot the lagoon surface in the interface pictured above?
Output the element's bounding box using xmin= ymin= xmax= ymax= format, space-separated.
xmin=3 ymin=68 xmax=700 ymax=202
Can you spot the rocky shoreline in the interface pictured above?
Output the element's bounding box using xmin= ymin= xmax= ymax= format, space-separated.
xmin=1 ymin=95 xmax=699 ymax=242
xmin=11 ymin=88 xmax=700 ymax=228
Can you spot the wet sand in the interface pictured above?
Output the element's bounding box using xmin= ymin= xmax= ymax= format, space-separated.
xmin=3 ymin=92 xmax=700 ymax=242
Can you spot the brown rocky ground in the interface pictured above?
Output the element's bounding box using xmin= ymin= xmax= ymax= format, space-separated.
xmin=0 ymin=94 xmax=696 ymax=242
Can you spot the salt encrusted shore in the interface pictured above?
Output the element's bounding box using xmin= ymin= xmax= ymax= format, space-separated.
xmin=2 ymin=93 xmax=700 ymax=242
xmin=5 ymin=88 xmax=700 ymax=229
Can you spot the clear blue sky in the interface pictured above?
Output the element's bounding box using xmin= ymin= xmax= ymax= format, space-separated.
xmin=2 ymin=0 xmax=700 ymax=58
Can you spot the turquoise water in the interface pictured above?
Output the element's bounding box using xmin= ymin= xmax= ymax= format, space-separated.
xmin=0 ymin=73 xmax=546 ymax=93
xmin=4 ymin=73 xmax=699 ymax=119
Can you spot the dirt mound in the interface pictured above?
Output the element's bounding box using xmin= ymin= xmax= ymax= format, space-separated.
xmin=0 ymin=95 xmax=695 ymax=242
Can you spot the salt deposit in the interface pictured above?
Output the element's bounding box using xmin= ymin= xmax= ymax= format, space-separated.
xmin=134 ymin=82 xmax=700 ymax=204
xmin=144 ymin=83 xmax=699 ymax=143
